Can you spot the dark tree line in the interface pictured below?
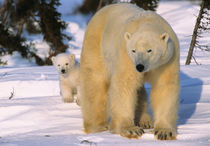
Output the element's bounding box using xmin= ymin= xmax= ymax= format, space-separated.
xmin=130 ymin=0 xmax=159 ymax=11
xmin=78 ymin=0 xmax=159 ymax=14
xmin=186 ymin=0 xmax=210 ymax=65
xmin=0 ymin=0 xmax=71 ymax=65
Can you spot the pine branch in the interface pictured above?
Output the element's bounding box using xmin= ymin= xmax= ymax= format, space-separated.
xmin=192 ymin=56 xmax=200 ymax=65
xmin=196 ymin=44 xmax=210 ymax=51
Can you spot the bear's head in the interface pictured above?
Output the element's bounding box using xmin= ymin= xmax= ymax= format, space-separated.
xmin=124 ymin=30 xmax=174 ymax=72
xmin=51 ymin=53 xmax=76 ymax=76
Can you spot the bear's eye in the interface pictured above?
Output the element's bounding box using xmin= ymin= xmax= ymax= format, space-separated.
xmin=65 ymin=63 xmax=69 ymax=66
xmin=58 ymin=64 xmax=61 ymax=67
xmin=132 ymin=49 xmax=136 ymax=53
xmin=147 ymin=49 xmax=152 ymax=53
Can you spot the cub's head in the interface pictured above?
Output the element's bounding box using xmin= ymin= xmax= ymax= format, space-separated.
xmin=124 ymin=31 xmax=174 ymax=72
xmin=51 ymin=53 xmax=76 ymax=75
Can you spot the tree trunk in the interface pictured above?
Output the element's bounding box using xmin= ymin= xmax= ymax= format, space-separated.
xmin=97 ymin=0 xmax=103 ymax=11
xmin=0 ymin=0 xmax=8 ymax=18
xmin=185 ymin=0 xmax=205 ymax=65
xmin=0 ymin=0 xmax=9 ymax=24
xmin=97 ymin=0 xmax=113 ymax=11
xmin=16 ymin=18 xmax=25 ymax=37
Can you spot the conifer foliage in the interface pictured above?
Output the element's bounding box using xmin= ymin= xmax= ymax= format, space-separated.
xmin=0 ymin=0 xmax=71 ymax=65
xmin=77 ymin=0 xmax=159 ymax=14
xmin=78 ymin=0 xmax=113 ymax=14
xmin=131 ymin=0 xmax=159 ymax=11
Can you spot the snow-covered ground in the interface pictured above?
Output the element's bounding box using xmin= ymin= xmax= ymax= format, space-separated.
xmin=1 ymin=1 xmax=210 ymax=146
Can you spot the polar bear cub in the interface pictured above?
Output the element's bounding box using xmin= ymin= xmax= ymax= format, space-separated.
xmin=51 ymin=53 xmax=80 ymax=105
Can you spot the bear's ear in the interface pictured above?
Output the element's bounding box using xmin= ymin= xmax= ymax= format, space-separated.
xmin=70 ymin=54 xmax=75 ymax=60
xmin=124 ymin=32 xmax=132 ymax=42
xmin=51 ymin=56 xmax=55 ymax=64
xmin=160 ymin=32 xmax=169 ymax=43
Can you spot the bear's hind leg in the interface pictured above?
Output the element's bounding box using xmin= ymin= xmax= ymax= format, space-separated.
xmin=135 ymin=86 xmax=153 ymax=129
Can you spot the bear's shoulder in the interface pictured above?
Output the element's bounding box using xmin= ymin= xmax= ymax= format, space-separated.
xmin=125 ymin=10 xmax=161 ymax=24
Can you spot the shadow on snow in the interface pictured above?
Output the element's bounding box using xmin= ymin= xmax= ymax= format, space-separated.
xmin=178 ymin=71 xmax=203 ymax=125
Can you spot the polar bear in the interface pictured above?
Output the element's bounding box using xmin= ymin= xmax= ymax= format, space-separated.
xmin=80 ymin=3 xmax=180 ymax=140
xmin=51 ymin=53 xmax=80 ymax=105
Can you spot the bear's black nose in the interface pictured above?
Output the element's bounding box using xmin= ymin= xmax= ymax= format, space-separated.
xmin=136 ymin=64 xmax=144 ymax=72
xmin=61 ymin=69 xmax=66 ymax=74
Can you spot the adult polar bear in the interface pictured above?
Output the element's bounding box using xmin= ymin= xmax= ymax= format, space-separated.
xmin=80 ymin=3 xmax=180 ymax=140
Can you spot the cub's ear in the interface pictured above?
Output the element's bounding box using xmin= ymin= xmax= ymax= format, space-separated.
xmin=160 ymin=32 xmax=169 ymax=43
xmin=70 ymin=54 xmax=75 ymax=60
xmin=124 ymin=32 xmax=132 ymax=42
xmin=51 ymin=56 xmax=55 ymax=64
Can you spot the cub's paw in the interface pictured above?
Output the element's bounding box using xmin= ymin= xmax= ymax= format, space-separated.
xmin=154 ymin=128 xmax=177 ymax=140
xmin=139 ymin=114 xmax=153 ymax=129
xmin=120 ymin=126 xmax=144 ymax=139
xmin=76 ymin=98 xmax=80 ymax=106
xmin=76 ymin=97 xmax=81 ymax=106
xmin=63 ymin=97 xmax=74 ymax=103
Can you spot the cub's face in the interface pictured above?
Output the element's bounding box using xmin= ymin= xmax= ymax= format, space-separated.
xmin=124 ymin=31 xmax=174 ymax=72
xmin=51 ymin=53 xmax=75 ymax=76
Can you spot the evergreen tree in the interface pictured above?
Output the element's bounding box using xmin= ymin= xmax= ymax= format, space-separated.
xmin=185 ymin=0 xmax=210 ymax=65
xmin=0 ymin=0 xmax=71 ymax=65
xmin=131 ymin=0 xmax=159 ymax=11
xmin=0 ymin=23 xmax=28 ymax=56
xmin=38 ymin=0 xmax=70 ymax=64
xmin=77 ymin=0 xmax=159 ymax=14
xmin=78 ymin=0 xmax=113 ymax=14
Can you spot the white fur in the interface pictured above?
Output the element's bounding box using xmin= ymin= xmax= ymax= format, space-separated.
xmin=80 ymin=3 xmax=180 ymax=140
xmin=51 ymin=53 xmax=80 ymax=105
xmin=125 ymin=24 xmax=174 ymax=72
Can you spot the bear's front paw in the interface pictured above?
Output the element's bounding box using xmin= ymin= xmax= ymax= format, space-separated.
xmin=154 ymin=128 xmax=176 ymax=140
xmin=120 ymin=126 xmax=144 ymax=139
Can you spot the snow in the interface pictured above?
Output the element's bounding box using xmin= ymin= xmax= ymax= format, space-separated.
xmin=1 ymin=0 xmax=210 ymax=146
